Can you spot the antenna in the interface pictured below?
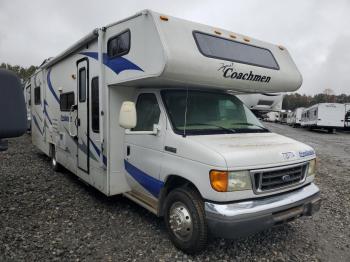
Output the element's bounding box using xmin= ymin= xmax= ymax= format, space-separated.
xmin=183 ymin=87 xmax=189 ymax=137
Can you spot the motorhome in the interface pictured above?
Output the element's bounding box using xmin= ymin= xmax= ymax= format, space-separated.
xmin=279 ymin=110 xmax=289 ymax=124
xmin=286 ymin=111 xmax=294 ymax=125
xmin=301 ymin=103 xmax=345 ymax=133
xmin=264 ymin=111 xmax=280 ymax=122
xmin=291 ymin=107 xmax=305 ymax=127
xmin=29 ymin=10 xmax=320 ymax=253
xmin=238 ymin=93 xmax=283 ymax=113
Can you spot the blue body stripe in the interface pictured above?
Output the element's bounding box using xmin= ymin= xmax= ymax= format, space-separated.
xmin=47 ymin=69 xmax=60 ymax=103
xmin=32 ymin=114 xmax=43 ymax=136
xmin=89 ymin=137 xmax=107 ymax=166
xmin=124 ymin=160 xmax=164 ymax=198
xmin=80 ymin=52 xmax=143 ymax=75
xmin=43 ymin=100 xmax=52 ymax=125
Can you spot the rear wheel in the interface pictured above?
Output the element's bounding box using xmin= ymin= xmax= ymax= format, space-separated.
xmin=50 ymin=145 xmax=61 ymax=172
xmin=164 ymin=187 xmax=207 ymax=254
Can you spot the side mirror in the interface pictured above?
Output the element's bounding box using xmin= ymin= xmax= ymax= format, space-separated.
xmin=119 ymin=101 xmax=136 ymax=129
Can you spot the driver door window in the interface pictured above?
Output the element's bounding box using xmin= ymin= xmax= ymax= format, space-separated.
xmin=133 ymin=93 xmax=160 ymax=131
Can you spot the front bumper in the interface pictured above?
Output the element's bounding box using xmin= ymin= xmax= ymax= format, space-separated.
xmin=205 ymin=183 xmax=321 ymax=238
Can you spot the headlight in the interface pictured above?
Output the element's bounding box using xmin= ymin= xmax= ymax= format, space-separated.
xmin=308 ymin=159 xmax=317 ymax=176
xmin=210 ymin=170 xmax=252 ymax=192
xmin=228 ymin=171 xmax=252 ymax=191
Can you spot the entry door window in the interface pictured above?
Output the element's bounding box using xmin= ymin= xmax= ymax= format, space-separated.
xmin=79 ymin=68 xmax=86 ymax=102
xmin=133 ymin=94 xmax=160 ymax=131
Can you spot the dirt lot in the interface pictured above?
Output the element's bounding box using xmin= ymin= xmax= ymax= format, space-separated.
xmin=0 ymin=123 xmax=349 ymax=261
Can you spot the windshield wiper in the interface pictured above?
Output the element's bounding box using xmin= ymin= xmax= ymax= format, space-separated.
xmin=232 ymin=122 xmax=270 ymax=132
xmin=188 ymin=123 xmax=236 ymax=133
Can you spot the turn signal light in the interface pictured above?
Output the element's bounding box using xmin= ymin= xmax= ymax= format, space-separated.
xmin=209 ymin=170 xmax=228 ymax=192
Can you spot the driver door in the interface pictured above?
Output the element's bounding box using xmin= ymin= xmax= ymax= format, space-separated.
xmin=124 ymin=92 xmax=166 ymax=200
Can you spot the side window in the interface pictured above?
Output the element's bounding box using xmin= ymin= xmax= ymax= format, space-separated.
xmin=91 ymin=77 xmax=99 ymax=133
xmin=107 ymin=30 xmax=130 ymax=58
xmin=34 ymin=86 xmax=40 ymax=105
xmin=133 ymin=93 xmax=160 ymax=131
xmin=60 ymin=92 xmax=75 ymax=111
xmin=79 ymin=68 xmax=86 ymax=102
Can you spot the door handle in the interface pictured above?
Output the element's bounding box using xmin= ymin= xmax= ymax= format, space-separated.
xmin=127 ymin=146 xmax=130 ymax=156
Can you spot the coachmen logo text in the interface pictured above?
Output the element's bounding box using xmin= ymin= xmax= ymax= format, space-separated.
xmin=218 ymin=63 xmax=271 ymax=83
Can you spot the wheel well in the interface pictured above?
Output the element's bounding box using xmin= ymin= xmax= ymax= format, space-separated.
xmin=158 ymin=175 xmax=201 ymax=216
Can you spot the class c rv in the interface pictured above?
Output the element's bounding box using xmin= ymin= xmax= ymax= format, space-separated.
xmin=237 ymin=93 xmax=284 ymax=113
xmin=28 ymin=10 xmax=321 ymax=253
xmin=291 ymin=107 xmax=305 ymax=127
xmin=301 ymin=103 xmax=345 ymax=133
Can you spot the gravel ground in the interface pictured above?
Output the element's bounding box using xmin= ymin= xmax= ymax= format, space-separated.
xmin=0 ymin=124 xmax=349 ymax=261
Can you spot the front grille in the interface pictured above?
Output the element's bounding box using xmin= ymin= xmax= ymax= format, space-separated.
xmin=252 ymin=163 xmax=307 ymax=193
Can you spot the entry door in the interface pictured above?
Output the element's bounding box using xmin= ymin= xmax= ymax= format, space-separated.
xmin=77 ymin=59 xmax=89 ymax=173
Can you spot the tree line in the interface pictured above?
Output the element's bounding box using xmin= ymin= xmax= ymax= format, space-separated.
xmin=282 ymin=89 xmax=350 ymax=110
xmin=0 ymin=63 xmax=38 ymax=82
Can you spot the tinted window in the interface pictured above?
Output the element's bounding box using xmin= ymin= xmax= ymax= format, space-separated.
xmin=79 ymin=68 xmax=86 ymax=102
xmin=91 ymin=77 xmax=99 ymax=133
xmin=133 ymin=94 xmax=160 ymax=131
xmin=34 ymin=86 xmax=40 ymax=105
xmin=60 ymin=92 xmax=75 ymax=111
xmin=193 ymin=31 xmax=279 ymax=70
xmin=107 ymin=30 xmax=130 ymax=58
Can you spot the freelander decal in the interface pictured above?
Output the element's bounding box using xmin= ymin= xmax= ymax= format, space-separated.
xmin=79 ymin=52 xmax=143 ymax=75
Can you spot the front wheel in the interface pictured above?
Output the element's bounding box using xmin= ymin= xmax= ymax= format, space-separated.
xmin=50 ymin=145 xmax=61 ymax=172
xmin=164 ymin=187 xmax=207 ymax=254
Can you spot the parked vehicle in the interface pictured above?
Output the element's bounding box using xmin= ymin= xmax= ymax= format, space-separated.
xmin=345 ymin=104 xmax=350 ymax=130
xmin=264 ymin=111 xmax=280 ymax=122
xmin=238 ymin=93 xmax=284 ymax=112
xmin=291 ymin=107 xmax=305 ymax=127
xmin=286 ymin=111 xmax=294 ymax=125
xmin=28 ymin=10 xmax=320 ymax=253
xmin=301 ymin=103 xmax=345 ymax=133
xmin=279 ymin=110 xmax=289 ymax=124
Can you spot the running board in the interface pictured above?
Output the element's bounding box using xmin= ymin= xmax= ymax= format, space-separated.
xmin=123 ymin=191 xmax=158 ymax=215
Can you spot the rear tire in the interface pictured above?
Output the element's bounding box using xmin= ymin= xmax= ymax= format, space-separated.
xmin=50 ymin=145 xmax=61 ymax=172
xmin=164 ymin=187 xmax=207 ymax=254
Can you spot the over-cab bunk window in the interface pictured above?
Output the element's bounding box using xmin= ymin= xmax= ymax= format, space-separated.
xmin=193 ymin=31 xmax=279 ymax=70
xmin=107 ymin=30 xmax=131 ymax=58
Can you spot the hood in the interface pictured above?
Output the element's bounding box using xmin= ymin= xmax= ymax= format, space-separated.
xmin=188 ymin=132 xmax=315 ymax=169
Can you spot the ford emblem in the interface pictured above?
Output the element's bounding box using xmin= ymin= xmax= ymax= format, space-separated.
xmin=282 ymin=175 xmax=291 ymax=182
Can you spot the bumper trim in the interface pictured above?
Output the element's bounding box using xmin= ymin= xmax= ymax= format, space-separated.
xmin=205 ymin=183 xmax=321 ymax=238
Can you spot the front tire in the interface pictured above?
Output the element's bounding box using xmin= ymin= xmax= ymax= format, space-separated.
xmin=164 ymin=187 xmax=207 ymax=254
xmin=50 ymin=145 xmax=61 ymax=172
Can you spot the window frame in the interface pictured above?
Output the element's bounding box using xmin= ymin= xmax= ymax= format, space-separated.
xmin=192 ymin=30 xmax=280 ymax=70
xmin=34 ymin=86 xmax=41 ymax=105
xmin=107 ymin=29 xmax=131 ymax=59
xmin=60 ymin=92 xmax=75 ymax=112
xmin=91 ymin=76 xmax=99 ymax=133
xmin=131 ymin=93 xmax=161 ymax=132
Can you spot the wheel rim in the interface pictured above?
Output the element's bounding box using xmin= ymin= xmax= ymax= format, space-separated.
xmin=169 ymin=201 xmax=193 ymax=241
xmin=52 ymin=152 xmax=57 ymax=167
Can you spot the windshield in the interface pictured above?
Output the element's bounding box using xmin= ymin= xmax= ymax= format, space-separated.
xmin=161 ymin=90 xmax=268 ymax=135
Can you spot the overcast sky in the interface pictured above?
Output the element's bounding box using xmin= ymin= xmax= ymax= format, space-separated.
xmin=0 ymin=0 xmax=349 ymax=95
